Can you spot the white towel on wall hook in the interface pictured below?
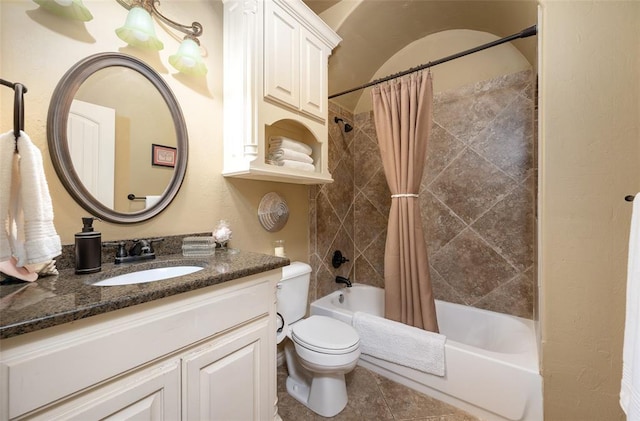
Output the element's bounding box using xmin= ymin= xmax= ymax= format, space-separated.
xmin=15 ymin=132 xmax=62 ymax=266
xmin=621 ymin=191 xmax=640 ymax=419
xmin=0 ymin=130 xmax=16 ymax=262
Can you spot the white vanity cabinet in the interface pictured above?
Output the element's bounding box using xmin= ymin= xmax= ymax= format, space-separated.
xmin=0 ymin=270 xmax=280 ymax=421
xmin=223 ymin=0 xmax=341 ymax=184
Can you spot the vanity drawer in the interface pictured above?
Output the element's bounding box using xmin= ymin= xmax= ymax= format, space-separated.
xmin=0 ymin=273 xmax=276 ymax=419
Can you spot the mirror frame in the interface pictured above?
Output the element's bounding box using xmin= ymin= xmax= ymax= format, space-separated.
xmin=47 ymin=52 xmax=188 ymax=224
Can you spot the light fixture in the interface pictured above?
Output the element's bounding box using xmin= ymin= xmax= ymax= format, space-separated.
xmin=33 ymin=0 xmax=93 ymax=21
xmin=115 ymin=0 xmax=207 ymax=76
xmin=169 ymin=37 xmax=207 ymax=76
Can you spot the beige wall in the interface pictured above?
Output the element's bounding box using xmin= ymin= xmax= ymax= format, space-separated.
xmin=354 ymin=29 xmax=532 ymax=113
xmin=0 ymin=0 xmax=309 ymax=263
xmin=539 ymin=1 xmax=640 ymax=420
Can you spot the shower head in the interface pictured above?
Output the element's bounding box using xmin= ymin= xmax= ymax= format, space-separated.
xmin=334 ymin=116 xmax=353 ymax=133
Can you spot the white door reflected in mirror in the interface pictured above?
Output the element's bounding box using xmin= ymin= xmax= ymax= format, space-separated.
xmin=69 ymin=100 xmax=116 ymax=208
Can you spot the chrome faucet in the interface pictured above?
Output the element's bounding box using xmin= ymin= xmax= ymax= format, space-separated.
xmin=104 ymin=238 xmax=164 ymax=264
xmin=335 ymin=275 xmax=352 ymax=288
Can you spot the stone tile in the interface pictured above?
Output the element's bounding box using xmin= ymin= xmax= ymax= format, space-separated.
xmin=328 ymin=110 xmax=353 ymax=173
xmin=354 ymin=193 xmax=387 ymax=251
xmin=309 ymin=192 xmax=317 ymax=256
xmin=316 ymin=259 xmax=341 ymax=299
xmin=328 ymin=134 xmax=343 ymax=174
xmin=352 ymin=129 xmax=383 ymax=189
xmin=371 ymin=370 xmax=463 ymax=419
xmin=325 ymin=158 xmax=354 ymax=222
xmin=308 ymin=252 xmax=322 ymax=303
xmin=337 ymin=367 xmax=394 ymax=420
xmin=360 ymin=167 xmax=391 ymax=217
xmin=501 ymin=69 xmax=534 ymax=95
xmin=343 ymin=203 xmax=355 ymax=248
xmin=470 ymin=94 xmax=534 ymax=182
xmin=474 ymin=266 xmax=535 ymax=318
xmin=354 ymin=255 xmax=385 ymax=288
xmin=431 ymin=229 xmax=518 ymax=304
xmin=277 ymin=367 xmax=321 ymax=421
xmin=420 ymin=191 xmax=466 ymax=255
xmin=436 ymin=69 xmax=531 ymax=103
xmin=471 ymin=182 xmax=535 ymax=271
xmin=316 ymin=192 xmax=341 ymax=262
xmin=429 ymin=148 xmax=516 ymax=224
xmin=359 ymin=229 xmax=387 ymax=282
xmin=422 ymin=123 xmax=466 ymax=187
xmin=321 ymin=71 xmax=535 ymax=321
xmin=328 ymin=100 xmax=342 ymax=115
xmin=328 ymin=226 xmax=355 ymax=278
xmin=429 ymin=267 xmax=466 ymax=305
xmin=433 ymin=89 xmax=512 ymax=145
xmin=355 ymin=110 xmax=377 ymax=141
xmin=277 ymin=363 xmax=481 ymax=421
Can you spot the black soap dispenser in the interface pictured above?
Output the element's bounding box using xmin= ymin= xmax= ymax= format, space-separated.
xmin=75 ymin=217 xmax=101 ymax=274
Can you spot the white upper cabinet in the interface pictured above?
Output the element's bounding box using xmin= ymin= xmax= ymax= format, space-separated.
xmin=223 ymin=0 xmax=341 ymax=184
xmin=264 ymin=2 xmax=300 ymax=110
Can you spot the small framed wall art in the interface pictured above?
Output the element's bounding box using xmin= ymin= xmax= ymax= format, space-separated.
xmin=151 ymin=144 xmax=177 ymax=168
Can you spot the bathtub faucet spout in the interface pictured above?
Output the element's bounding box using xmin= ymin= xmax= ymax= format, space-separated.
xmin=336 ymin=276 xmax=352 ymax=287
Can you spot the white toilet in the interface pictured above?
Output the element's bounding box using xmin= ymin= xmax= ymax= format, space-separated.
xmin=276 ymin=262 xmax=361 ymax=417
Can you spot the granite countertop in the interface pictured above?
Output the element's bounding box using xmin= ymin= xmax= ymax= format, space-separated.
xmin=0 ymin=249 xmax=289 ymax=340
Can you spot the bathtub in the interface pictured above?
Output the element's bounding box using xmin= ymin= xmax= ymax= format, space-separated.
xmin=310 ymin=284 xmax=542 ymax=421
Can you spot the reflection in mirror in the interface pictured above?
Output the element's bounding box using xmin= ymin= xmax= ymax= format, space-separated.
xmin=48 ymin=53 xmax=188 ymax=224
xmin=70 ymin=67 xmax=175 ymax=213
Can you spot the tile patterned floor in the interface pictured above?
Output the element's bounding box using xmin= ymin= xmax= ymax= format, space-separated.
xmin=277 ymin=365 xmax=481 ymax=421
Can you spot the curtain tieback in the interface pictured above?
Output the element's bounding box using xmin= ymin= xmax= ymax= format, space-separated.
xmin=391 ymin=193 xmax=419 ymax=198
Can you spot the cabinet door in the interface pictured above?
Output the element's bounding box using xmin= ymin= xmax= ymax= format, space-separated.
xmin=299 ymin=26 xmax=328 ymax=120
xmin=26 ymin=360 xmax=180 ymax=420
xmin=183 ymin=318 xmax=271 ymax=421
xmin=264 ymin=1 xmax=300 ymax=109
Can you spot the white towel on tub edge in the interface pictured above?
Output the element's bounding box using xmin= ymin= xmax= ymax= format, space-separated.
xmin=352 ymin=311 xmax=446 ymax=376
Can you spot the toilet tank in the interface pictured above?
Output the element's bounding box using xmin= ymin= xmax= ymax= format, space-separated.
xmin=277 ymin=262 xmax=312 ymax=324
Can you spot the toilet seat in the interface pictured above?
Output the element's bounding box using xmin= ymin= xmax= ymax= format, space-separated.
xmin=291 ymin=315 xmax=359 ymax=355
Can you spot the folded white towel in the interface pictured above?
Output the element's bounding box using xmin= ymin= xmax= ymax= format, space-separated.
xmin=621 ymin=192 xmax=640 ymax=418
xmin=278 ymin=160 xmax=315 ymax=172
xmin=16 ymin=133 xmax=62 ymax=266
xmin=268 ymin=136 xmax=313 ymax=155
xmin=0 ymin=131 xmax=15 ymax=262
xmin=268 ymin=147 xmax=314 ymax=164
xmin=352 ymin=311 xmax=446 ymax=376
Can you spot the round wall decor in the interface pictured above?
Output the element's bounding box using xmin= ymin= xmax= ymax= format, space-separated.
xmin=258 ymin=192 xmax=289 ymax=232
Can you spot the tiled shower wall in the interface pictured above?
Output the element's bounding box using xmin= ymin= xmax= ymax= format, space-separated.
xmin=309 ymin=69 xmax=536 ymax=319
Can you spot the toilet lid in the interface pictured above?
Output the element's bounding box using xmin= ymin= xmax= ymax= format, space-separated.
xmin=291 ymin=315 xmax=360 ymax=354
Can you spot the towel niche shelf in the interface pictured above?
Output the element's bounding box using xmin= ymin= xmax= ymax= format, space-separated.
xmin=222 ymin=0 xmax=341 ymax=184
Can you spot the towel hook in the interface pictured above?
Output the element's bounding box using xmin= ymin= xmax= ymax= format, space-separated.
xmin=1 ymin=79 xmax=28 ymax=151
xmin=14 ymin=83 xmax=26 ymax=145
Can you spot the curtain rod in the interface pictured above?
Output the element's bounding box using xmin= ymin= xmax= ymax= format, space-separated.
xmin=328 ymin=25 xmax=537 ymax=99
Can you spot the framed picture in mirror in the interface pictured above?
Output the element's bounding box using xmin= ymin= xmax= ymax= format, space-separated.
xmin=152 ymin=144 xmax=177 ymax=168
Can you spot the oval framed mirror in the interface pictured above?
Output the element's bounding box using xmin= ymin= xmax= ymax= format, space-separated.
xmin=47 ymin=52 xmax=188 ymax=224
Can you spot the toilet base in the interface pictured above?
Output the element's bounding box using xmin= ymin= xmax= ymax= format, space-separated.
xmin=284 ymin=342 xmax=350 ymax=417
xmin=285 ymin=368 xmax=348 ymax=417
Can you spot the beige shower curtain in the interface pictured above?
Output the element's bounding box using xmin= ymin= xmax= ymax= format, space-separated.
xmin=371 ymin=71 xmax=438 ymax=332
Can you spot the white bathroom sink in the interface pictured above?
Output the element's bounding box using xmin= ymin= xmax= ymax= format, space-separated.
xmin=91 ymin=266 xmax=205 ymax=286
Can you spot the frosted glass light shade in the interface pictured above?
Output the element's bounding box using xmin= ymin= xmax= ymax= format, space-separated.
xmin=115 ymin=6 xmax=163 ymax=51
xmin=169 ymin=38 xmax=208 ymax=76
xmin=33 ymin=0 xmax=93 ymax=21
